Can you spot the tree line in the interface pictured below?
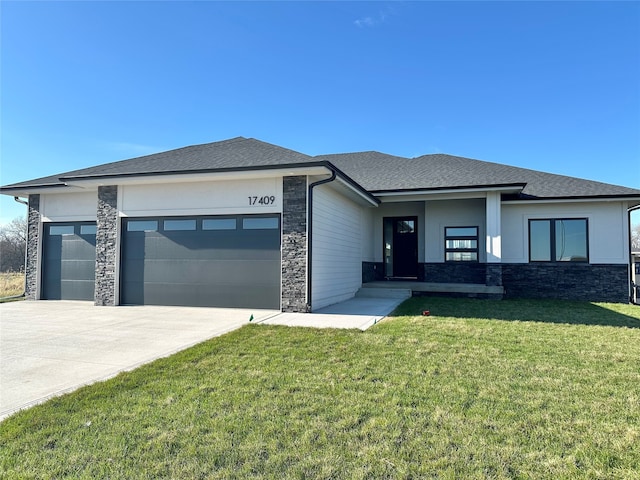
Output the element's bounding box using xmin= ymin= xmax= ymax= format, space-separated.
xmin=0 ymin=217 xmax=26 ymax=272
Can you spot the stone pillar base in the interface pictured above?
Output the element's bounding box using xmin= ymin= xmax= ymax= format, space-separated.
xmin=486 ymin=263 xmax=503 ymax=287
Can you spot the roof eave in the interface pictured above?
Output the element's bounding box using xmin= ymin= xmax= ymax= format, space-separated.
xmin=372 ymin=183 xmax=527 ymax=197
xmin=503 ymin=194 xmax=640 ymax=204
xmin=0 ymin=183 xmax=73 ymax=196
xmin=59 ymin=161 xmax=333 ymax=184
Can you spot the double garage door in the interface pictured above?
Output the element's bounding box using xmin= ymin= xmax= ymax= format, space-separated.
xmin=120 ymin=215 xmax=281 ymax=309
xmin=41 ymin=215 xmax=281 ymax=309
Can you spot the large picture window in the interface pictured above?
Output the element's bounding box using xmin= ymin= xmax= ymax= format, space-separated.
xmin=445 ymin=226 xmax=479 ymax=262
xmin=529 ymin=218 xmax=588 ymax=262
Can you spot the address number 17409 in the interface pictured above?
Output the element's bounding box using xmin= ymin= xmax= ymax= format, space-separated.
xmin=248 ymin=195 xmax=276 ymax=205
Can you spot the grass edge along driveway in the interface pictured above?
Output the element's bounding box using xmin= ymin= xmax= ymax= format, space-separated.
xmin=1 ymin=298 xmax=639 ymax=479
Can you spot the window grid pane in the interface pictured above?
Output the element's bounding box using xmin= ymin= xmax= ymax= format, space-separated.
xmin=446 ymin=252 xmax=478 ymax=262
xmin=555 ymin=219 xmax=588 ymax=262
xmin=445 ymin=226 xmax=479 ymax=262
xmin=446 ymin=239 xmax=477 ymax=249
xmin=445 ymin=227 xmax=477 ymax=237
xmin=530 ymin=220 xmax=551 ymax=261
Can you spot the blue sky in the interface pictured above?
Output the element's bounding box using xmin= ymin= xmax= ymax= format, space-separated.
xmin=1 ymin=1 xmax=639 ymax=225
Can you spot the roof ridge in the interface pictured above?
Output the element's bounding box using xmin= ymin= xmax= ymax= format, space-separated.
xmin=315 ymin=150 xmax=410 ymax=159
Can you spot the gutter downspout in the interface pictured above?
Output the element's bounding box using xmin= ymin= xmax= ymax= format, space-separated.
xmin=628 ymin=205 xmax=640 ymax=304
xmin=4 ymin=197 xmax=29 ymax=300
xmin=306 ymin=169 xmax=337 ymax=311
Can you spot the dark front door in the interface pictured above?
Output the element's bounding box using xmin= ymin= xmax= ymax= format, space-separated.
xmin=383 ymin=217 xmax=418 ymax=278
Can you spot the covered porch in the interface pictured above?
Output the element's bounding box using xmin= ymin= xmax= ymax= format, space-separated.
xmin=362 ymin=189 xmax=508 ymax=289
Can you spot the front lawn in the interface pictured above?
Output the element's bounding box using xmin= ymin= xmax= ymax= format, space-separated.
xmin=1 ymin=298 xmax=639 ymax=479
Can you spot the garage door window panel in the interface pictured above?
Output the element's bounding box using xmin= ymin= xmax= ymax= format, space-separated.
xmin=127 ymin=220 xmax=158 ymax=232
xmin=203 ymin=218 xmax=237 ymax=230
xmin=242 ymin=217 xmax=279 ymax=230
xmin=164 ymin=219 xmax=196 ymax=231
xmin=80 ymin=225 xmax=97 ymax=235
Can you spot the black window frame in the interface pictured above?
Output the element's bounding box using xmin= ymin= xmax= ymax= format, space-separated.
xmin=444 ymin=226 xmax=479 ymax=262
xmin=528 ymin=218 xmax=589 ymax=263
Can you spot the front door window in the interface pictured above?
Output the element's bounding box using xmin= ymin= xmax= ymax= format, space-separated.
xmin=384 ymin=217 xmax=418 ymax=278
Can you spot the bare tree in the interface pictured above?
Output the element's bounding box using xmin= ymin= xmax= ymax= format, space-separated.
xmin=0 ymin=216 xmax=27 ymax=272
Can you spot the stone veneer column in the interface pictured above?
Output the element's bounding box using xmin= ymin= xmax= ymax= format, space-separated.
xmin=24 ymin=194 xmax=41 ymax=300
xmin=281 ymin=176 xmax=309 ymax=312
xmin=95 ymin=186 xmax=118 ymax=306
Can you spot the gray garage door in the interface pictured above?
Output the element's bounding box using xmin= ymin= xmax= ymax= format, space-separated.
xmin=120 ymin=215 xmax=281 ymax=309
xmin=42 ymin=222 xmax=97 ymax=300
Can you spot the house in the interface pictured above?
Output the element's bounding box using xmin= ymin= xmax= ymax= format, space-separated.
xmin=2 ymin=137 xmax=639 ymax=311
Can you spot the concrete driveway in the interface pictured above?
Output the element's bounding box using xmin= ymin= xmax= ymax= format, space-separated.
xmin=0 ymin=301 xmax=279 ymax=420
xmin=0 ymin=292 xmax=406 ymax=421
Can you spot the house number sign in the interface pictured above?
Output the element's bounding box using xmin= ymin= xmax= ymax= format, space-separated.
xmin=248 ymin=195 xmax=276 ymax=206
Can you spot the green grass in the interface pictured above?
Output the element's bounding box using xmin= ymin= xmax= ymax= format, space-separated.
xmin=2 ymin=298 xmax=640 ymax=479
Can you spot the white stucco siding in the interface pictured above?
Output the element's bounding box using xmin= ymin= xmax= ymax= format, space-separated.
xmin=311 ymin=184 xmax=363 ymax=310
xmin=424 ymin=199 xmax=486 ymax=262
xmin=119 ymin=178 xmax=283 ymax=217
xmin=501 ymin=201 xmax=629 ymax=264
xmin=40 ymin=191 xmax=98 ymax=222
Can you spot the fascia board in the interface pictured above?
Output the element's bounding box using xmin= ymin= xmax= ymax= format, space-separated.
xmin=375 ymin=185 xmax=525 ymax=202
xmin=62 ymin=166 xmax=332 ymax=187
xmin=503 ymin=196 xmax=640 ymax=205
xmin=0 ymin=185 xmax=92 ymax=196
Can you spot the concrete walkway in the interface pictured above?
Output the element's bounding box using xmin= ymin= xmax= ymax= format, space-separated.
xmin=260 ymin=295 xmax=406 ymax=330
xmin=0 ymin=294 xmax=404 ymax=420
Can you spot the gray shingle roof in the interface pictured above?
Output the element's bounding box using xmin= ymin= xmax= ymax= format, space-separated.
xmin=2 ymin=137 xmax=639 ymax=200
xmin=1 ymin=137 xmax=316 ymax=190
xmin=62 ymin=137 xmax=316 ymax=179
xmin=322 ymin=152 xmax=640 ymax=198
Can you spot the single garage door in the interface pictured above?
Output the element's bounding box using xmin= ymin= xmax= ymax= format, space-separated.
xmin=42 ymin=222 xmax=97 ymax=300
xmin=120 ymin=215 xmax=281 ymax=309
